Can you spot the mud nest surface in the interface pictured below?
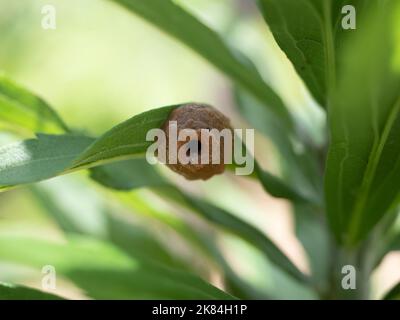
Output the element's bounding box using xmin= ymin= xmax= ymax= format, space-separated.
xmin=161 ymin=103 xmax=232 ymax=180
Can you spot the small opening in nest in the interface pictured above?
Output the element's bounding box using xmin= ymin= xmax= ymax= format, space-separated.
xmin=186 ymin=139 xmax=202 ymax=157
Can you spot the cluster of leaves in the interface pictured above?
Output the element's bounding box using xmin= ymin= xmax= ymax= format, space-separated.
xmin=0 ymin=0 xmax=399 ymax=300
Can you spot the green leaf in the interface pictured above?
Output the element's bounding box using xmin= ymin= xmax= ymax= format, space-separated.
xmin=253 ymin=161 xmax=312 ymax=204
xmin=88 ymin=156 xmax=309 ymax=285
xmin=369 ymin=210 xmax=400 ymax=270
xmin=0 ymin=109 xmax=313 ymax=285
xmin=30 ymin=180 xmax=183 ymax=269
xmin=325 ymin=1 xmax=400 ymax=244
xmin=90 ymin=159 xmax=168 ymax=190
xmin=0 ymin=282 xmax=64 ymax=300
xmin=113 ymin=190 xmax=260 ymax=299
xmin=108 ymin=0 xmax=293 ymax=129
xmin=234 ymin=88 xmax=323 ymax=204
xmin=0 ymin=75 xmax=304 ymax=203
xmin=0 ymin=105 xmax=177 ymax=188
xmin=85 ymin=159 xmax=310 ymax=286
xmin=383 ymin=282 xmax=400 ymax=300
xmin=158 ymin=186 xmax=309 ymax=285
xmin=0 ymin=74 xmax=68 ymax=134
xmin=257 ymin=0 xmax=348 ymax=107
xmin=72 ymin=105 xmax=176 ymax=168
xmin=293 ymin=203 xmax=330 ymax=290
xmin=388 ymin=234 xmax=400 ymax=252
xmin=95 ymin=153 xmax=308 ymax=204
xmin=0 ymin=236 xmax=234 ymax=299
xmin=0 ymin=102 xmax=309 ymax=204
xmin=0 ymin=134 xmax=94 ymax=186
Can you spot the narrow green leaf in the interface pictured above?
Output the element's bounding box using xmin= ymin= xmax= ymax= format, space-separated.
xmin=234 ymin=88 xmax=323 ymax=204
xmin=0 ymin=74 xmax=303 ymax=203
xmin=108 ymin=0 xmax=293 ymax=129
xmin=30 ymin=181 xmax=183 ymax=269
xmin=0 ymin=236 xmax=234 ymax=300
xmin=87 ymin=159 xmax=309 ymax=285
xmin=0 ymin=283 xmax=64 ymax=300
xmin=254 ymin=161 xmax=311 ymax=203
xmin=157 ymin=185 xmax=309 ymax=285
xmin=0 ymin=105 xmax=177 ymax=188
xmin=112 ymin=189 xmax=261 ymax=299
xmin=72 ymin=105 xmax=176 ymax=168
xmin=325 ymin=1 xmax=400 ymax=244
xmin=0 ymin=117 xmax=313 ymax=287
xmin=0 ymin=134 xmax=94 ymax=186
xmin=0 ymin=102 xmax=308 ymax=204
xmin=90 ymin=159 xmax=168 ymax=190
xmin=96 ymin=155 xmax=308 ymax=204
xmin=0 ymin=74 xmax=69 ymax=133
xmin=369 ymin=210 xmax=400 ymax=270
xmin=293 ymin=203 xmax=330 ymax=290
xmin=388 ymin=234 xmax=400 ymax=252
xmin=383 ymin=282 xmax=400 ymax=300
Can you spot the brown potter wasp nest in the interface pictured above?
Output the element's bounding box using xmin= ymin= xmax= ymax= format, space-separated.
xmin=161 ymin=103 xmax=232 ymax=180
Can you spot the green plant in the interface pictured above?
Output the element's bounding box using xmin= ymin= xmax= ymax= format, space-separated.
xmin=0 ymin=0 xmax=399 ymax=300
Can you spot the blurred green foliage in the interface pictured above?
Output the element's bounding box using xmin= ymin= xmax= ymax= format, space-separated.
xmin=0 ymin=0 xmax=399 ymax=300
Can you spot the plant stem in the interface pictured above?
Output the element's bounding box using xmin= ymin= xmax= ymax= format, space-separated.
xmin=324 ymin=240 xmax=371 ymax=299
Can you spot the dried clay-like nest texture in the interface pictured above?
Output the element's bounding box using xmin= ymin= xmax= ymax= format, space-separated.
xmin=161 ymin=103 xmax=232 ymax=180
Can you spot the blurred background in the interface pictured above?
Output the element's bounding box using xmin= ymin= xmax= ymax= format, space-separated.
xmin=0 ymin=0 xmax=398 ymax=299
